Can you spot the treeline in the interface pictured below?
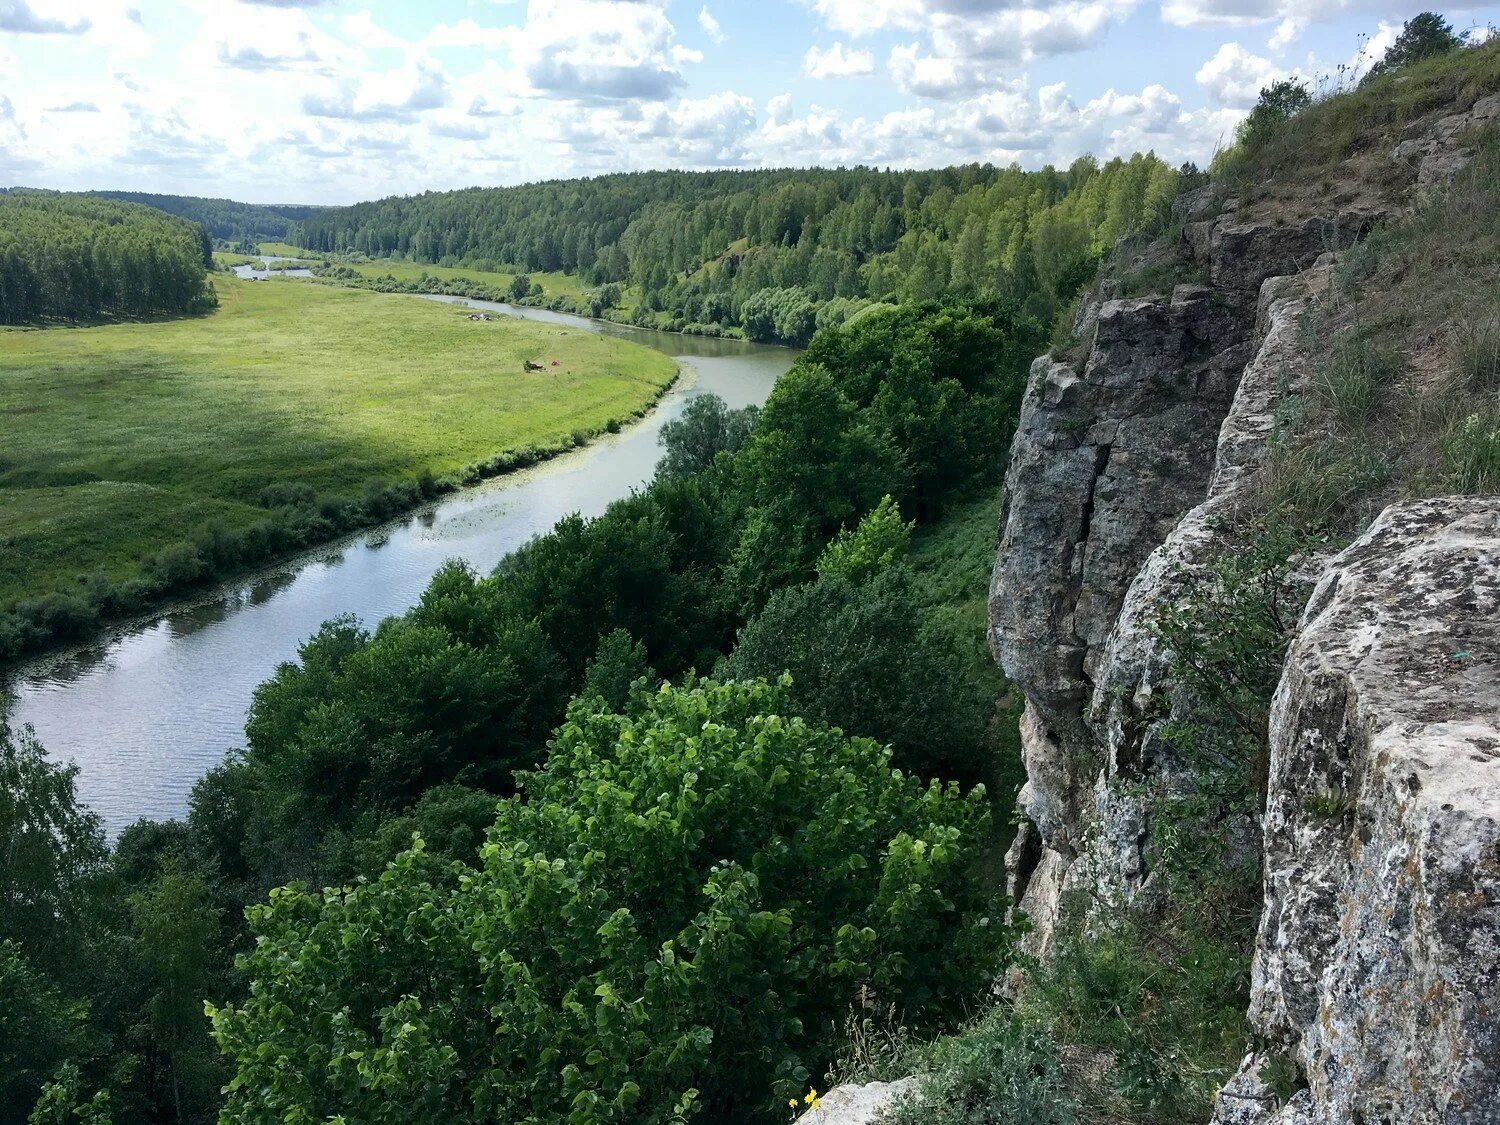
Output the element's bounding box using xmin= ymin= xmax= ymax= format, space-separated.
xmin=1 ymin=300 xmax=1041 ymax=1123
xmin=89 ymin=191 xmax=322 ymax=242
xmin=0 ymin=192 xmax=216 ymax=325
xmin=294 ymin=156 xmax=1181 ymax=341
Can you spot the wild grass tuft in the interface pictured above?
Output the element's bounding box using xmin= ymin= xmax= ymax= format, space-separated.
xmin=1443 ymin=410 xmax=1500 ymax=492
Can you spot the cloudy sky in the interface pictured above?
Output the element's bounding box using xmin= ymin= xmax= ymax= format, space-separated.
xmin=2 ymin=0 xmax=1497 ymax=204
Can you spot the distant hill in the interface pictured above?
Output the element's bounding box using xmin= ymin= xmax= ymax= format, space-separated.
xmin=87 ymin=190 xmax=323 ymax=241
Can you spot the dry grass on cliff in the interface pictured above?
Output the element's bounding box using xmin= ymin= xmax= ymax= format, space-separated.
xmin=1221 ymin=37 xmax=1500 ymax=198
xmin=1268 ymin=127 xmax=1500 ymax=534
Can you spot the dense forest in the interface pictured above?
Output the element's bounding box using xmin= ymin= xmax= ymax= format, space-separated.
xmin=88 ymin=191 xmax=322 ymax=243
xmin=294 ymin=156 xmax=1183 ymax=340
xmin=1 ymin=299 xmax=1040 ymax=1123
xmin=0 ymin=192 xmax=216 ymax=325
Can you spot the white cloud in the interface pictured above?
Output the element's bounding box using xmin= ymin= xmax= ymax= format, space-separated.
xmin=1196 ymin=42 xmax=1285 ymax=107
xmin=0 ymin=0 xmax=90 ymax=35
xmin=805 ymin=41 xmax=874 ymax=78
xmin=698 ymin=5 xmax=725 ymax=44
xmin=508 ymin=0 xmax=688 ymax=103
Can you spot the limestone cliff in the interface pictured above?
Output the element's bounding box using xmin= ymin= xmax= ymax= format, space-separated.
xmin=987 ymin=86 xmax=1500 ymax=1122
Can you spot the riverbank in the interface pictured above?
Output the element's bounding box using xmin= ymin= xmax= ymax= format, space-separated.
xmin=0 ymin=274 xmax=679 ymax=666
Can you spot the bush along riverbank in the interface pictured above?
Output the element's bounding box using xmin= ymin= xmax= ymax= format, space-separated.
xmin=0 ymin=373 xmax=677 ymax=669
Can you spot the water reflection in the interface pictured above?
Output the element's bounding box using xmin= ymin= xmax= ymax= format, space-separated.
xmin=5 ymin=293 xmax=794 ymax=835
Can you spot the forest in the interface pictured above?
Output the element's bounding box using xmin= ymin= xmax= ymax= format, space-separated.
xmin=293 ymin=155 xmax=1184 ymax=342
xmin=89 ymin=192 xmax=322 ymax=244
xmin=1 ymin=298 xmax=1040 ymax=1123
xmin=0 ymin=192 xmax=217 ymax=325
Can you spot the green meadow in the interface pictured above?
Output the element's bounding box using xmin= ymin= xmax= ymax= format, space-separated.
xmin=0 ymin=275 xmax=676 ymax=608
xmin=327 ymin=257 xmax=599 ymax=303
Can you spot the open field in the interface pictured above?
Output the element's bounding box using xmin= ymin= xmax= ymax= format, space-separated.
xmin=253 ymin=241 xmax=320 ymax=259
xmin=0 ymin=275 xmax=677 ymax=609
xmin=326 ymin=257 xmax=601 ymax=303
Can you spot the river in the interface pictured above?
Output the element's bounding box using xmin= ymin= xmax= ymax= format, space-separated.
xmin=4 ymin=281 xmax=794 ymax=835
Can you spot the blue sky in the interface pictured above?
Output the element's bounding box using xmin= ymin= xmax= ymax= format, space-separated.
xmin=1 ymin=0 xmax=1497 ymax=204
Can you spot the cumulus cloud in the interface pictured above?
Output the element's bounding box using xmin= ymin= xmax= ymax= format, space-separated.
xmin=1196 ymin=42 xmax=1285 ymax=107
xmin=0 ymin=0 xmax=90 ymax=34
xmin=303 ymin=60 xmax=452 ymax=122
xmin=805 ymin=0 xmax=1134 ymax=97
xmin=805 ymin=41 xmax=874 ymax=78
xmin=510 ymin=0 xmax=688 ymax=103
xmin=698 ymin=5 xmax=726 ymax=43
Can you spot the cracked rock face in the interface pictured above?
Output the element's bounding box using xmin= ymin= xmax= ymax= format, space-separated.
xmin=990 ymin=223 xmax=1334 ymax=958
xmin=1213 ymin=497 xmax=1500 ymax=1125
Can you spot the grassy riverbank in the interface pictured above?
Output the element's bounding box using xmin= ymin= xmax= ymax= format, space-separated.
xmin=0 ymin=274 xmax=677 ymax=658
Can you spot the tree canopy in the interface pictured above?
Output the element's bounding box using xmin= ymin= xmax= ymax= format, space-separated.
xmin=0 ymin=191 xmax=216 ymax=324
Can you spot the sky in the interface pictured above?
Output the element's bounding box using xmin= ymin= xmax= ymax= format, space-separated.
xmin=1 ymin=0 xmax=1497 ymax=205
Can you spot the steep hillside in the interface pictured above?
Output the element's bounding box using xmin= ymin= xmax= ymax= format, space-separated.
xmin=985 ymin=34 xmax=1500 ymax=1125
xmin=798 ymin=28 xmax=1500 ymax=1125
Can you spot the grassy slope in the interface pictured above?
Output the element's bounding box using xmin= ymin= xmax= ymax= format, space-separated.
xmin=0 ymin=275 xmax=676 ymax=605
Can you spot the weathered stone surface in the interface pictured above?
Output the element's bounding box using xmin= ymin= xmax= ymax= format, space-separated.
xmin=793 ymin=1078 xmax=916 ymax=1125
xmin=1393 ymin=92 xmax=1500 ymax=199
xmin=1211 ymin=497 xmax=1500 ymax=1125
xmin=992 ymin=253 xmax=1326 ymax=957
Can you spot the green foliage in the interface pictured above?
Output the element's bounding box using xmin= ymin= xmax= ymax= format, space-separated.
xmin=87 ymin=190 xmax=319 ymax=241
xmin=890 ymin=1013 xmax=1077 ymax=1125
xmin=210 ymin=678 xmax=1007 ymax=1123
xmin=293 ymin=158 xmax=1181 ymax=333
xmin=581 ymin=628 xmax=655 ymax=712
xmin=1150 ymin=522 xmax=1311 ymax=760
xmin=816 ymin=496 xmax=912 ymax=584
xmin=24 ymin=1063 xmax=112 ymax=1125
xmin=1368 ymin=12 xmax=1464 ymax=80
xmin=0 ymin=722 xmax=108 ymax=973
xmin=0 ymin=191 xmax=215 ymax=324
xmin=656 ymin=393 xmax=759 ymax=480
xmin=723 ymin=565 xmax=993 ymax=783
xmin=1236 ymin=79 xmax=1312 ymax=153
xmin=1 ymin=942 xmax=93 ymax=1121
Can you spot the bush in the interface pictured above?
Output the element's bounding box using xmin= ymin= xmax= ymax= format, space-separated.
xmin=210 ymin=678 xmax=1007 ymax=1124
xmin=890 ymin=1013 xmax=1077 ymax=1125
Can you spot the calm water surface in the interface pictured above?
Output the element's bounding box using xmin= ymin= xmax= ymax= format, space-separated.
xmin=6 ymin=286 xmax=793 ymax=834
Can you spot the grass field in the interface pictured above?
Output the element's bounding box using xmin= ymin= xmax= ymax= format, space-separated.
xmin=327 ymin=257 xmax=599 ymax=303
xmin=0 ymin=275 xmax=677 ymax=608
xmin=254 ymin=241 xmax=320 ymax=260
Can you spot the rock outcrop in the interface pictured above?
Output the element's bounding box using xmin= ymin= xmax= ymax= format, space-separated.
xmin=1212 ymin=498 xmax=1500 ymax=1125
xmin=990 ymin=209 xmax=1346 ymax=959
xmin=988 ymin=80 xmax=1500 ymax=1121
xmin=792 ymin=1078 xmax=915 ymax=1125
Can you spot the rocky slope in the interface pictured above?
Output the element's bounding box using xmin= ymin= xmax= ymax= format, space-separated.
xmin=985 ymin=87 xmax=1500 ymax=1122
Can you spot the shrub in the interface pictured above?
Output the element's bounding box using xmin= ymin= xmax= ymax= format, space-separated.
xmin=889 ymin=1013 xmax=1078 ymax=1125
xmin=722 ymin=564 xmax=993 ymax=783
xmin=210 ymin=678 xmax=1006 ymax=1124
